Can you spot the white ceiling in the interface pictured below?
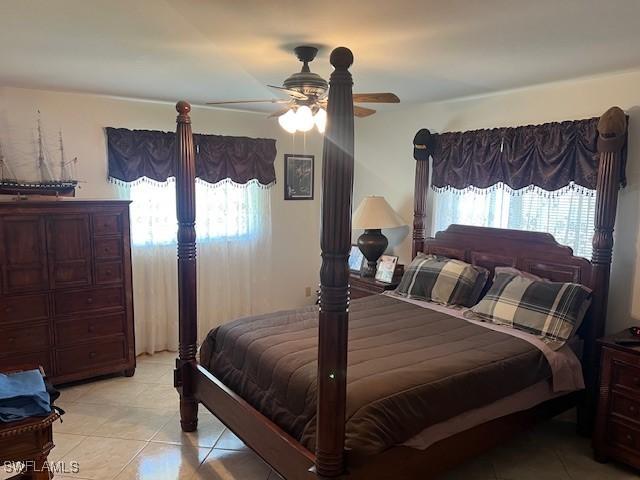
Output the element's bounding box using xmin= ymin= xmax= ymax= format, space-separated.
xmin=2 ymin=0 xmax=640 ymax=113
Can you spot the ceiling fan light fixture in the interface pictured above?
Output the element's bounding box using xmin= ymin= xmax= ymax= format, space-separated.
xmin=314 ymin=108 xmax=327 ymax=133
xmin=278 ymin=109 xmax=297 ymax=134
xmin=295 ymin=105 xmax=314 ymax=132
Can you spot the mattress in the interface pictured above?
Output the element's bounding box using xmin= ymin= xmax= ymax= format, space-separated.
xmin=200 ymin=294 xmax=574 ymax=455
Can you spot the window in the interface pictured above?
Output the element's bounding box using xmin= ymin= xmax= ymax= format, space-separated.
xmin=128 ymin=178 xmax=269 ymax=246
xmin=433 ymin=184 xmax=596 ymax=258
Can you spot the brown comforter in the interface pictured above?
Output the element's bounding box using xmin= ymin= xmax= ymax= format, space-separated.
xmin=200 ymin=295 xmax=550 ymax=455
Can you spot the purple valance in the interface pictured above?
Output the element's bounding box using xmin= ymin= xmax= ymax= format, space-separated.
xmin=419 ymin=117 xmax=627 ymax=192
xmin=106 ymin=128 xmax=277 ymax=186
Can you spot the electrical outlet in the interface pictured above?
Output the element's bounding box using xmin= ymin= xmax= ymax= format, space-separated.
xmin=305 ymin=286 xmax=312 ymax=297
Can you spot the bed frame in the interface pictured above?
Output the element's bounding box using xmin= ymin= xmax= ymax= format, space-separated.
xmin=172 ymin=47 xmax=628 ymax=479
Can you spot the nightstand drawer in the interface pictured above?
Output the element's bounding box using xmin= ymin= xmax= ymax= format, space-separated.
xmin=608 ymin=420 xmax=640 ymax=454
xmin=613 ymin=362 xmax=640 ymax=393
xmin=611 ymin=392 xmax=640 ymax=424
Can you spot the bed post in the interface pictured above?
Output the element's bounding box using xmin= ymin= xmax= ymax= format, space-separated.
xmin=412 ymin=129 xmax=433 ymax=258
xmin=173 ymin=100 xmax=199 ymax=432
xmin=315 ymin=47 xmax=354 ymax=478
xmin=581 ymin=106 xmax=627 ymax=431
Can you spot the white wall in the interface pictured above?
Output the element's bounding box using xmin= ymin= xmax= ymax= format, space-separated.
xmin=354 ymin=69 xmax=640 ymax=333
xmin=0 ymin=86 xmax=323 ymax=312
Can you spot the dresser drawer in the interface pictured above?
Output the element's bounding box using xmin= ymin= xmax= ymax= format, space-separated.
xmin=56 ymin=337 xmax=127 ymax=375
xmin=613 ymin=361 xmax=640 ymax=393
xmin=94 ymin=237 xmax=123 ymax=260
xmin=95 ymin=261 xmax=123 ymax=284
xmin=0 ymin=294 xmax=49 ymax=324
xmin=55 ymin=286 xmax=124 ymax=315
xmin=0 ymin=323 xmax=49 ymax=353
xmin=608 ymin=420 xmax=640 ymax=454
xmin=93 ymin=213 xmax=122 ymax=236
xmin=0 ymin=350 xmax=53 ymax=376
xmin=55 ymin=313 xmax=125 ymax=345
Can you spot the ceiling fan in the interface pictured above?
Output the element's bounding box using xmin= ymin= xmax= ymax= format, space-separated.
xmin=206 ymin=46 xmax=400 ymax=133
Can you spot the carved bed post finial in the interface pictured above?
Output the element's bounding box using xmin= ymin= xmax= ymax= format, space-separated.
xmin=581 ymin=106 xmax=627 ymax=431
xmin=315 ymin=46 xmax=354 ymax=478
xmin=174 ymin=100 xmax=199 ymax=432
xmin=412 ymin=129 xmax=433 ymax=258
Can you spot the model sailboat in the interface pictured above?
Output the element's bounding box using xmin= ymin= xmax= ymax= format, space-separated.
xmin=0 ymin=112 xmax=78 ymax=196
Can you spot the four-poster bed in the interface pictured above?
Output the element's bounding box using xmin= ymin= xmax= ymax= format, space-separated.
xmin=172 ymin=47 xmax=628 ymax=479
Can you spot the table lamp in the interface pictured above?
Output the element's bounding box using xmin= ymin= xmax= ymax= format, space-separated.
xmin=352 ymin=196 xmax=405 ymax=277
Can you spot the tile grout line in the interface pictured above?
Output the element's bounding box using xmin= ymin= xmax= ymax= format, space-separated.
xmin=554 ymin=448 xmax=576 ymax=480
xmin=107 ymin=440 xmax=150 ymax=480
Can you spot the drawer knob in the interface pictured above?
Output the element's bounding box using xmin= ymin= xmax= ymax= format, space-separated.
xmin=89 ymin=351 xmax=97 ymax=359
xmin=626 ymin=433 xmax=634 ymax=443
xmin=86 ymin=297 xmax=94 ymax=304
xmin=88 ymin=325 xmax=95 ymax=333
xmin=633 ymin=377 xmax=640 ymax=387
xmin=8 ymin=337 xmax=15 ymax=343
xmin=104 ymin=247 xmax=109 ymax=252
xmin=106 ymin=269 xmax=112 ymax=275
xmin=630 ymin=405 xmax=637 ymax=414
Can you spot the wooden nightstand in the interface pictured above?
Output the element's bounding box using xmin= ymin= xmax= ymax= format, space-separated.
xmin=593 ymin=331 xmax=640 ymax=470
xmin=349 ymin=273 xmax=400 ymax=300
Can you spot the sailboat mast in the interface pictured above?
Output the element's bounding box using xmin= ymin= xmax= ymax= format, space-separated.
xmin=37 ymin=111 xmax=54 ymax=182
xmin=0 ymin=142 xmax=5 ymax=181
xmin=0 ymin=141 xmax=17 ymax=183
xmin=37 ymin=112 xmax=46 ymax=181
xmin=59 ymin=130 xmax=67 ymax=181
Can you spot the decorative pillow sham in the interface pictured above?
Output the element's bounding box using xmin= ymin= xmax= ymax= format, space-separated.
xmin=465 ymin=267 xmax=592 ymax=349
xmin=395 ymin=253 xmax=489 ymax=307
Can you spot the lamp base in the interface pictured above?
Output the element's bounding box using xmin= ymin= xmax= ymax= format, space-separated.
xmin=357 ymin=229 xmax=388 ymax=278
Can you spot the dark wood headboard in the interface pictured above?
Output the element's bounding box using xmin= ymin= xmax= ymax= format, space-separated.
xmin=422 ymin=223 xmax=595 ymax=338
xmin=423 ymin=224 xmax=593 ymax=287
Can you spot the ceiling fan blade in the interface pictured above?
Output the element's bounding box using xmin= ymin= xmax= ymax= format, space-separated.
xmin=306 ymin=100 xmax=375 ymax=117
xmin=352 ymin=93 xmax=400 ymax=103
xmin=206 ymin=99 xmax=290 ymax=105
xmin=267 ymin=85 xmax=309 ymax=100
xmin=354 ymin=105 xmax=376 ymax=117
xmin=268 ymin=107 xmax=292 ymax=118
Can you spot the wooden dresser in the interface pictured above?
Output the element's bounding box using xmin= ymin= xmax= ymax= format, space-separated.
xmin=0 ymin=200 xmax=135 ymax=384
xmin=593 ymin=331 xmax=640 ymax=470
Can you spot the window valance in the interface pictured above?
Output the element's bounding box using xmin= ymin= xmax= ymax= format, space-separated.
xmin=106 ymin=128 xmax=277 ymax=186
xmin=414 ymin=117 xmax=627 ymax=193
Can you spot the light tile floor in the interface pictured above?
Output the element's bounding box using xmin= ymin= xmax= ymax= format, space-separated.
xmin=7 ymin=351 xmax=637 ymax=480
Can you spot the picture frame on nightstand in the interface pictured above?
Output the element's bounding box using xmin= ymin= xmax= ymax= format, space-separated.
xmin=375 ymin=254 xmax=398 ymax=283
xmin=349 ymin=245 xmax=364 ymax=273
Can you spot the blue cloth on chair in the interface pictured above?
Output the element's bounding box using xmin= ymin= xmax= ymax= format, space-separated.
xmin=0 ymin=369 xmax=51 ymax=422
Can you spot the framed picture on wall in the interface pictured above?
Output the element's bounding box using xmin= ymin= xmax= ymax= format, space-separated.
xmin=284 ymin=154 xmax=314 ymax=200
xmin=348 ymin=245 xmax=364 ymax=273
xmin=375 ymin=255 xmax=399 ymax=283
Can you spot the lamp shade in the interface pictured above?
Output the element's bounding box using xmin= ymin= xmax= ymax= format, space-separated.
xmin=352 ymin=196 xmax=405 ymax=230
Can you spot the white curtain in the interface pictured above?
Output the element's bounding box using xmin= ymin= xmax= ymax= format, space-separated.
xmin=120 ymin=178 xmax=272 ymax=354
xmin=433 ymin=184 xmax=596 ymax=258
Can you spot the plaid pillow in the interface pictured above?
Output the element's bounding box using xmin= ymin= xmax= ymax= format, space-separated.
xmin=465 ymin=268 xmax=592 ymax=349
xmin=395 ymin=253 xmax=489 ymax=307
